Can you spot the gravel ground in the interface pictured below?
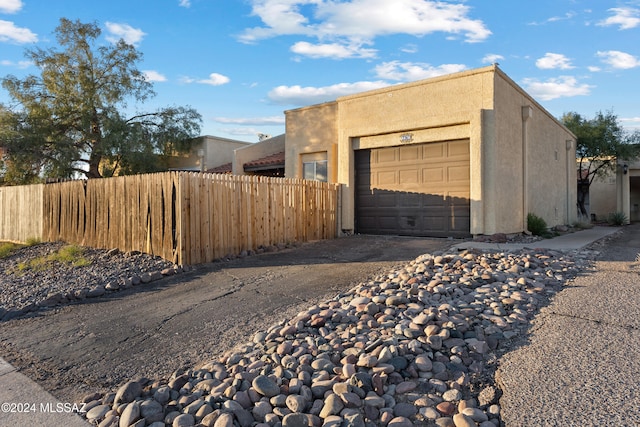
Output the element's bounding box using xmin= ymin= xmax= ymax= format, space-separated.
xmin=0 ymin=242 xmax=177 ymax=320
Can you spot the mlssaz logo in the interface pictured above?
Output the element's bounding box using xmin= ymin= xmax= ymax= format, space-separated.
xmin=400 ymin=133 xmax=414 ymax=143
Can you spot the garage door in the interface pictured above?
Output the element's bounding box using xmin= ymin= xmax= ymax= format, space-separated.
xmin=355 ymin=140 xmax=470 ymax=238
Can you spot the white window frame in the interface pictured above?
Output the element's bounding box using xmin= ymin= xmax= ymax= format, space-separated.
xmin=303 ymin=159 xmax=328 ymax=182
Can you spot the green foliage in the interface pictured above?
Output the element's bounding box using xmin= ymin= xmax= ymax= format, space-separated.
xmin=24 ymin=237 xmax=41 ymax=246
xmin=0 ymin=237 xmax=41 ymax=259
xmin=16 ymin=244 xmax=91 ymax=272
xmin=608 ymin=211 xmax=628 ymax=226
xmin=562 ymin=110 xmax=640 ymax=217
xmin=0 ymin=242 xmax=20 ymax=258
xmin=527 ymin=213 xmax=548 ymax=236
xmin=0 ymin=18 xmax=202 ymax=184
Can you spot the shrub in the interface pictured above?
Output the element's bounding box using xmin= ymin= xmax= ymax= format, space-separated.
xmin=24 ymin=237 xmax=41 ymax=246
xmin=608 ymin=211 xmax=628 ymax=226
xmin=0 ymin=242 xmax=18 ymax=259
xmin=527 ymin=213 xmax=548 ymax=236
xmin=16 ymin=244 xmax=91 ymax=272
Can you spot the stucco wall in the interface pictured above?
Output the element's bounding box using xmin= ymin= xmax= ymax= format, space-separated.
xmin=233 ymin=134 xmax=285 ymax=175
xmin=589 ymin=159 xmax=640 ymax=223
xmin=589 ymin=172 xmax=618 ymax=220
xmin=492 ymin=72 xmax=577 ymax=233
xmin=285 ymin=102 xmax=338 ymax=181
xmin=167 ymin=136 xmax=251 ymax=171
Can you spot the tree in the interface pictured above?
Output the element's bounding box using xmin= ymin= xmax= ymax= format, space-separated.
xmin=562 ymin=110 xmax=640 ymax=218
xmin=0 ymin=18 xmax=201 ymax=183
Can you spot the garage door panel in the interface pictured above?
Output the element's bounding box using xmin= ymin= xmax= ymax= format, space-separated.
xmin=377 ymin=148 xmax=397 ymax=163
xmin=449 ymin=191 xmax=471 ymax=204
xmin=376 ymin=171 xmax=397 ymax=186
xmin=356 ymin=195 xmax=376 ymax=208
xmin=422 ymin=216 xmax=446 ymax=231
xmin=423 ymin=142 xmax=445 ymax=159
xmin=400 ymin=145 xmax=420 ymax=161
xmin=397 ymin=192 xmax=423 ymax=208
xmin=378 ymin=215 xmax=400 ymax=231
xmin=357 ymin=216 xmax=377 ymax=230
xmin=356 ymin=140 xmax=470 ymax=237
xmin=423 ymin=167 xmax=445 ymax=184
xmin=374 ymin=191 xmax=398 ymax=208
xmin=448 ymin=165 xmax=470 ymax=182
xmin=399 ymin=169 xmax=419 ymax=185
xmin=448 ymin=140 xmax=470 ymax=157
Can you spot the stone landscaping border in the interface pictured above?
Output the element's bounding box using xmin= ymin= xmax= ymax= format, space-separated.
xmin=75 ymin=246 xmax=596 ymax=427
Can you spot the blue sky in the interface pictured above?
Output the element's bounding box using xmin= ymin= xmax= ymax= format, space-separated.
xmin=1 ymin=0 xmax=639 ymax=142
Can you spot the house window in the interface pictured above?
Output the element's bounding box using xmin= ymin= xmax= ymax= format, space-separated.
xmin=303 ymin=160 xmax=328 ymax=182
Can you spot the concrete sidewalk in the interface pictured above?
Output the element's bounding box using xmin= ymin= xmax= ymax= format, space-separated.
xmin=0 ymin=357 xmax=90 ymax=426
xmin=454 ymin=225 xmax=620 ymax=251
xmin=497 ymin=223 xmax=640 ymax=426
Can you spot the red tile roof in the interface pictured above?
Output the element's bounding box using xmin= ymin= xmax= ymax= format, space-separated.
xmin=206 ymin=163 xmax=232 ymax=174
xmin=244 ymin=151 xmax=285 ymax=171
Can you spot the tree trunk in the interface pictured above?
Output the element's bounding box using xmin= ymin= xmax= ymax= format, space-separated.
xmin=87 ymin=155 xmax=102 ymax=178
xmin=87 ymin=111 xmax=103 ymax=179
xmin=577 ymin=183 xmax=589 ymax=219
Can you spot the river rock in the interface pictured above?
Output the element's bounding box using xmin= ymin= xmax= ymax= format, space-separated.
xmin=252 ymin=375 xmax=280 ymax=397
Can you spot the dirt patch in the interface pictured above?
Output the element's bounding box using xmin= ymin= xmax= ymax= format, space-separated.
xmin=0 ymin=235 xmax=455 ymax=403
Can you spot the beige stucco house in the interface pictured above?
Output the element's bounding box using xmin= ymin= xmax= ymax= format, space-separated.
xmin=232 ymin=134 xmax=285 ymax=176
xmin=166 ymin=135 xmax=251 ymax=172
xmin=284 ymin=65 xmax=578 ymax=237
xmin=586 ymin=159 xmax=640 ymax=223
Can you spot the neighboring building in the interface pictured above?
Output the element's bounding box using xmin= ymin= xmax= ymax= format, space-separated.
xmin=166 ymin=135 xmax=251 ymax=172
xmin=587 ymin=159 xmax=639 ymax=223
xmin=233 ymin=134 xmax=285 ymax=176
xmin=284 ymin=65 xmax=578 ymax=238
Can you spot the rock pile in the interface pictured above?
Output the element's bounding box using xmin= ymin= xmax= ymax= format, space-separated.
xmin=0 ymin=242 xmax=180 ymax=321
xmin=79 ymin=247 xmax=594 ymax=427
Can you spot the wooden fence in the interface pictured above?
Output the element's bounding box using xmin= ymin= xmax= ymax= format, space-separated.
xmin=1 ymin=172 xmax=339 ymax=265
xmin=0 ymin=183 xmax=43 ymax=243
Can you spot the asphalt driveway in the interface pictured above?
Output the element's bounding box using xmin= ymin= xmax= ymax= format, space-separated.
xmin=0 ymin=235 xmax=454 ymax=403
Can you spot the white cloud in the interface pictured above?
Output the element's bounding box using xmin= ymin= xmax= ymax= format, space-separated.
xmin=213 ymin=116 xmax=285 ymax=125
xmin=597 ymin=7 xmax=640 ymax=30
xmin=621 ymin=116 xmax=640 ymax=130
xmin=268 ymin=80 xmax=390 ymax=105
xmin=536 ymin=53 xmax=574 ymax=70
xmin=198 ymin=73 xmax=231 ymax=86
xmin=587 ymin=65 xmax=601 ymax=72
xmin=482 ymin=53 xmax=504 ymax=64
xmin=621 ymin=116 xmax=640 ymax=123
xmin=374 ymin=61 xmax=466 ymax=81
xmin=143 ymin=70 xmax=167 ymax=82
xmin=180 ymin=74 xmax=231 ymax=86
xmin=528 ymin=12 xmax=576 ymax=26
xmin=240 ymin=0 xmax=491 ymax=55
xmin=0 ymin=20 xmax=37 ymax=43
xmin=401 ymin=44 xmax=418 ymax=54
xmin=521 ymin=76 xmax=593 ymax=101
xmin=547 ymin=12 xmax=576 ymax=23
xmin=105 ymin=22 xmax=146 ymax=46
xmin=223 ymin=127 xmax=278 ymax=137
xmin=291 ymin=41 xmax=377 ymax=59
xmin=596 ymin=50 xmax=640 ymax=69
xmin=0 ymin=59 xmax=30 ymax=68
xmin=0 ymin=0 xmax=22 ymax=14
xmin=179 ymin=0 xmax=191 ymax=7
